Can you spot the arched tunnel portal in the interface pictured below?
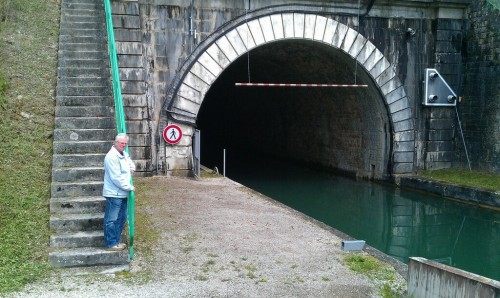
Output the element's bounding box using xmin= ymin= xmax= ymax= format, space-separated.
xmin=197 ymin=39 xmax=392 ymax=179
xmin=164 ymin=13 xmax=415 ymax=179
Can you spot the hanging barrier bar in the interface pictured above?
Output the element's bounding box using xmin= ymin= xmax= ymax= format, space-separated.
xmin=235 ymin=83 xmax=368 ymax=88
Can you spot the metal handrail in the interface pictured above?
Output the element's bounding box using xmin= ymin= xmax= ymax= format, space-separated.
xmin=103 ymin=0 xmax=135 ymax=260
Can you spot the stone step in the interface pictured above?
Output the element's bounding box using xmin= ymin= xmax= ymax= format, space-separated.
xmin=50 ymin=196 xmax=105 ymax=214
xmin=64 ymin=0 xmax=102 ymax=4
xmin=56 ymin=264 xmax=130 ymax=276
xmin=55 ymin=117 xmax=114 ymax=130
xmin=61 ymin=15 xmax=104 ymax=24
xmin=49 ymin=247 xmax=128 ymax=268
xmin=53 ymin=140 xmax=110 ymax=155
xmin=53 ymin=128 xmax=115 ymax=142
xmin=59 ymin=35 xmax=106 ymax=44
xmin=51 ymin=231 xmax=104 ymax=248
xmin=58 ymin=58 xmax=109 ymax=69
xmin=57 ymin=77 xmax=111 ymax=88
xmin=58 ymin=21 xmax=105 ymax=31
xmin=61 ymin=7 xmax=100 ymax=17
xmin=52 ymin=181 xmax=103 ymax=198
xmin=52 ymin=167 xmax=104 ymax=183
xmin=57 ymin=67 xmax=110 ymax=78
xmin=60 ymin=28 xmax=105 ymax=38
xmin=55 ymin=106 xmax=114 ymax=118
xmin=59 ymin=41 xmax=107 ymax=52
xmin=50 ymin=231 xmax=127 ymax=249
xmin=52 ymin=153 xmax=106 ymax=168
xmin=56 ymin=85 xmax=112 ymax=96
xmin=62 ymin=2 xmax=97 ymax=9
xmin=56 ymin=96 xmax=114 ymax=106
xmin=58 ymin=44 xmax=108 ymax=54
xmin=62 ymin=0 xmax=102 ymax=7
xmin=50 ymin=213 xmax=103 ymax=232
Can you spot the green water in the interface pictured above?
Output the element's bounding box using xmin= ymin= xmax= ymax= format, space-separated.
xmin=225 ymin=153 xmax=500 ymax=281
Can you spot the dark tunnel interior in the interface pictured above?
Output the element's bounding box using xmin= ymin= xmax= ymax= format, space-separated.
xmin=196 ymin=39 xmax=392 ymax=179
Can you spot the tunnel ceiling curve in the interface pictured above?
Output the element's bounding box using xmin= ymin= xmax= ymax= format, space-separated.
xmin=198 ymin=39 xmax=391 ymax=179
xmin=166 ymin=13 xmax=415 ymax=178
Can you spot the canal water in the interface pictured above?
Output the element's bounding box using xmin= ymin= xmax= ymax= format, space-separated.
xmin=215 ymin=150 xmax=500 ymax=281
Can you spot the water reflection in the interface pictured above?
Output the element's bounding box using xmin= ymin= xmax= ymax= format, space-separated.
xmin=226 ymin=153 xmax=500 ymax=281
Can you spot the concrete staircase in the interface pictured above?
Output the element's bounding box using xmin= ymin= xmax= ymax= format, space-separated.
xmin=48 ymin=0 xmax=129 ymax=273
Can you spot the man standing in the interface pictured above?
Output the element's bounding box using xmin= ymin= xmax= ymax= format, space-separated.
xmin=103 ymin=133 xmax=136 ymax=251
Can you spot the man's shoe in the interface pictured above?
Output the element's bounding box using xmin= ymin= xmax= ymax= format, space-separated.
xmin=117 ymin=243 xmax=127 ymax=249
xmin=106 ymin=245 xmax=125 ymax=251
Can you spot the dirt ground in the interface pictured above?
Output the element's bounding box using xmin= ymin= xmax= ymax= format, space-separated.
xmin=12 ymin=175 xmax=406 ymax=298
xmin=129 ymin=176 xmax=405 ymax=297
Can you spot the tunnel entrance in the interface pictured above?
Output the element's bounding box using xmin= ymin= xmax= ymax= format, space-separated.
xmin=196 ymin=39 xmax=392 ymax=179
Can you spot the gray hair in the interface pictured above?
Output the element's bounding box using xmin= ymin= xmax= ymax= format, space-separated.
xmin=115 ymin=133 xmax=129 ymax=142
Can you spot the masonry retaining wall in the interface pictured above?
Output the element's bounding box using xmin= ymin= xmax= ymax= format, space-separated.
xmin=459 ymin=0 xmax=500 ymax=172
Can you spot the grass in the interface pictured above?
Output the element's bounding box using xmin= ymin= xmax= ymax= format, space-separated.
xmin=344 ymin=254 xmax=381 ymax=274
xmin=132 ymin=178 xmax=161 ymax=264
xmin=419 ymin=169 xmax=500 ymax=192
xmin=0 ymin=71 xmax=7 ymax=106
xmin=0 ymin=0 xmax=59 ymax=293
xmin=344 ymin=253 xmax=406 ymax=298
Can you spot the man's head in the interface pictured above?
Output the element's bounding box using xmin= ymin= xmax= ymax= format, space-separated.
xmin=114 ymin=133 xmax=129 ymax=153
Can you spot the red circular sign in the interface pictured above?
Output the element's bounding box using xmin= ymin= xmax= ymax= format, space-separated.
xmin=163 ymin=124 xmax=182 ymax=144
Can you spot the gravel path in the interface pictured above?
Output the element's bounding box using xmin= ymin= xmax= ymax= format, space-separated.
xmin=10 ymin=176 xmax=405 ymax=297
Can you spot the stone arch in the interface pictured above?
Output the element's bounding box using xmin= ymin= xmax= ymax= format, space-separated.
xmin=164 ymin=12 xmax=415 ymax=176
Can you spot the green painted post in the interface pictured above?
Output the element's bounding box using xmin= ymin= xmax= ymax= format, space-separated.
xmin=104 ymin=0 xmax=135 ymax=260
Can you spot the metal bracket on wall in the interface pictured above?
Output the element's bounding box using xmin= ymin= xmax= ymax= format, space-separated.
xmin=423 ymin=68 xmax=457 ymax=106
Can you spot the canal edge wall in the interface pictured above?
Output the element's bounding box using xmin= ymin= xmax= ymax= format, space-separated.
xmin=408 ymin=257 xmax=500 ymax=297
xmin=398 ymin=176 xmax=500 ymax=209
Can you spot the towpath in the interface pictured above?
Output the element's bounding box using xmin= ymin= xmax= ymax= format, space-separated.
xmin=11 ymin=176 xmax=406 ymax=297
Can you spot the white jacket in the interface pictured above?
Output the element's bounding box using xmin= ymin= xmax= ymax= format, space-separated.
xmin=102 ymin=145 xmax=135 ymax=198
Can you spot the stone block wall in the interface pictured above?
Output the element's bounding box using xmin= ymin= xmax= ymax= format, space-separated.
xmin=109 ymin=0 xmax=486 ymax=176
xmin=420 ymin=19 xmax=465 ymax=171
xmin=459 ymin=0 xmax=500 ymax=172
xmin=111 ymin=0 xmax=153 ymax=175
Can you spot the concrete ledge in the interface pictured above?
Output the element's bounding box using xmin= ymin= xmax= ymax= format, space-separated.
xmin=399 ymin=176 xmax=500 ymax=208
xmin=49 ymin=247 xmax=128 ymax=268
xmin=408 ymin=257 xmax=500 ymax=298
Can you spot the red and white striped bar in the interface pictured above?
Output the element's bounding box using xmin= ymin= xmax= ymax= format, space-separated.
xmin=235 ymin=82 xmax=368 ymax=87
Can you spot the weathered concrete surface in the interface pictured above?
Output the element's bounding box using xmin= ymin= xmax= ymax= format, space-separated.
xmin=408 ymin=257 xmax=500 ymax=298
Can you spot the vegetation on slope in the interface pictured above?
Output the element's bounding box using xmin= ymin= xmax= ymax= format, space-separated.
xmin=0 ymin=0 xmax=60 ymax=292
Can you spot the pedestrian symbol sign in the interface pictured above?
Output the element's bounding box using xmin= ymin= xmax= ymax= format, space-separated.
xmin=163 ymin=124 xmax=182 ymax=144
